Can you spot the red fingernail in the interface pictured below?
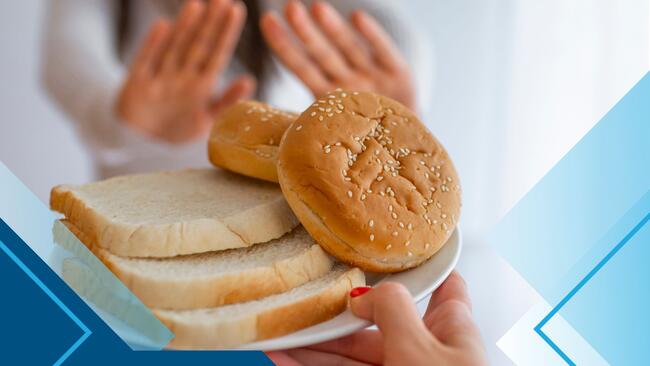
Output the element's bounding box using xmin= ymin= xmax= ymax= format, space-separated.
xmin=350 ymin=286 xmax=372 ymax=298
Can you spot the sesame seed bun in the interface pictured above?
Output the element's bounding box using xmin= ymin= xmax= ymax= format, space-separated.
xmin=208 ymin=101 xmax=298 ymax=182
xmin=277 ymin=90 xmax=461 ymax=272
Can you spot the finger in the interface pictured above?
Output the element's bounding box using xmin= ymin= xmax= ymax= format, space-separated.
xmin=286 ymin=349 xmax=373 ymax=366
xmin=265 ymin=351 xmax=304 ymax=366
xmin=426 ymin=271 xmax=472 ymax=314
xmin=306 ymin=329 xmax=384 ymax=365
xmin=350 ymin=282 xmax=431 ymax=350
xmin=160 ymin=0 xmax=205 ymax=74
xmin=203 ymin=1 xmax=246 ymax=76
xmin=209 ymin=74 xmax=257 ymax=116
xmin=130 ymin=19 xmax=172 ymax=78
xmin=284 ymin=0 xmax=351 ymax=79
xmin=423 ymin=272 xmax=482 ymax=348
xmin=260 ymin=12 xmax=331 ymax=95
xmin=311 ymin=1 xmax=373 ymax=72
xmin=184 ymin=0 xmax=230 ymax=70
xmin=350 ymin=10 xmax=407 ymax=73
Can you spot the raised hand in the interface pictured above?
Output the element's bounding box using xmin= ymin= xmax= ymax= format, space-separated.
xmin=267 ymin=272 xmax=487 ymax=366
xmin=261 ymin=0 xmax=416 ymax=110
xmin=116 ymin=0 xmax=254 ymax=144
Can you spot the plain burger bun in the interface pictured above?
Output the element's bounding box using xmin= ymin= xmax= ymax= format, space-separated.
xmin=277 ymin=90 xmax=461 ymax=272
xmin=208 ymin=100 xmax=297 ymax=182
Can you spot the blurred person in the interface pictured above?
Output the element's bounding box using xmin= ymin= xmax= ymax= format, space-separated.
xmin=41 ymin=0 xmax=432 ymax=179
xmin=42 ymin=2 xmax=488 ymax=363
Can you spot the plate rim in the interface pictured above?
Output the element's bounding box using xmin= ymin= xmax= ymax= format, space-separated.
xmin=237 ymin=227 xmax=463 ymax=351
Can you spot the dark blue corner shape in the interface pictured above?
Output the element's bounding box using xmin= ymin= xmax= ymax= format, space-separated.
xmin=0 ymin=218 xmax=274 ymax=365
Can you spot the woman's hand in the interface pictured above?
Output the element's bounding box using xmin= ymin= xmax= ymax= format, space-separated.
xmin=116 ymin=0 xmax=254 ymax=144
xmin=267 ymin=272 xmax=487 ymax=366
xmin=260 ymin=0 xmax=416 ymax=110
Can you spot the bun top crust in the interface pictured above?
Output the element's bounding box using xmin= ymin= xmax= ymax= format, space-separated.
xmin=278 ymin=90 xmax=461 ymax=272
xmin=210 ymin=100 xmax=298 ymax=160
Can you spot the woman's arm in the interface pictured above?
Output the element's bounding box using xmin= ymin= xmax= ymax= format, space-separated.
xmin=42 ymin=0 xmax=254 ymax=158
xmin=41 ymin=0 xmax=141 ymax=157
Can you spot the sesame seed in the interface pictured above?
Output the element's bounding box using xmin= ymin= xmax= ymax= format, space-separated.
xmin=377 ymin=176 xmax=384 ymax=182
xmin=447 ymin=176 xmax=453 ymax=182
xmin=388 ymin=205 xmax=393 ymax=212
xmin=441 ymin=213 xmax=447 ymax=219
xmin=347 ymin=190 xmax=353 ymax=198
xmin=405 ymin=240 xmax=411 ymax=246
xmin=244 ymin=126 xmax=251 ymax=131
xmin=425 ymin=243 xmax=431 ymax=249
xmin=369 ymin=219 xmax=374 ymax=227
xmin=392 ymin=231 xmax=398 ymax=237
xmin=391 ymin=212 xmax=398 ymax=219
xmin=295 ymin=125 xmax=303 ymax=131
xmin=361 ymin=193 xmax=366 ymax=200
xmin=344 ymin=177 xmax=351 ymax=181
xmin=443 ymin=223 xmax=448 ymax=230
xmin=386 ymin=244 xmax=392 ymax=250
xmin=399 ymin=222 xmax=404 ymax=228
xmin=370 ymin=234 xmax=375 ymax=241
xmin=420 ymin=160 xmax=425 ymax=165
xmin=319 ymin=116 xmax=324 ymax=121
xmin=407 ymin=251 xmax=413 ymax=257
xmin=407 ymin=223 xmax=413 ymax=230
xmin=375 ymin=149 xmax=380 ymax=155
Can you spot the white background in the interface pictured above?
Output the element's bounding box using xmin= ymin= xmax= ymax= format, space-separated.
xmin=0 ymin=1 xmax=648 ymax=364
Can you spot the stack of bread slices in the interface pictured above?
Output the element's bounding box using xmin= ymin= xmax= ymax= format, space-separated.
xmin=51 ymin=168 xmax=364 ymax=349
xmin=51 ymin=91 xmax=461 ymax=349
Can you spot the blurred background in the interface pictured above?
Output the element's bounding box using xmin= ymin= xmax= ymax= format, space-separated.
xmin=0 ymin=1 xmax=647 ymax=364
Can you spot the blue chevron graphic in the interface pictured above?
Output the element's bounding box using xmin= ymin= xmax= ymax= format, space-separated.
xmin=1 ymin=240 xmax=91 ymax=365
xmin=534 ymin=212 xmax=650 ymax=365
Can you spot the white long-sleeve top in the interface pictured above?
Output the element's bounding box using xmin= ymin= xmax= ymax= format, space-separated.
xmin=41 ymin=0 xmax=432 ymax=179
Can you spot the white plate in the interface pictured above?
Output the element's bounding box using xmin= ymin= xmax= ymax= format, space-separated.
xmin=240 ymin=228 xmax=462 ymax=351
xmin=49 ymin=228 xmax=461 ymax=351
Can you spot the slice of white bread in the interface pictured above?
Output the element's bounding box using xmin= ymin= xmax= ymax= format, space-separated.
xmin=56 ymin=220 xmax=335 ymax=310
xmin=156 ymin=265 xmax=365 ymax=349
xmin=50 ymin=168 xmax=299 ymax=257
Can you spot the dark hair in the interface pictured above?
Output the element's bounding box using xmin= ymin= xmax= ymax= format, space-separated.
xmin=117 ymin=0 xmax=271 ymax=97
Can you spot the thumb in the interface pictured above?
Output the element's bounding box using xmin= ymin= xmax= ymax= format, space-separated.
xmin=350 ymin=282 xmax=431 ymax=349
xmin=209 ymin=74 xmax=257 ymax=116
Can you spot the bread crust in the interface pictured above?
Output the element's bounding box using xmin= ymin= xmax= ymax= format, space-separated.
xmin=60 ymin=220 xmax=334 ymax=310
xmin=157 ymin=267 xmax=365 ymax=349
xmin=50 ymin=169 xmax=299 ymax=257
xmin=277 ymin=90 xmax=461 ymax=272
xmin=208 ymin=100 xmax=297 ymax=182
